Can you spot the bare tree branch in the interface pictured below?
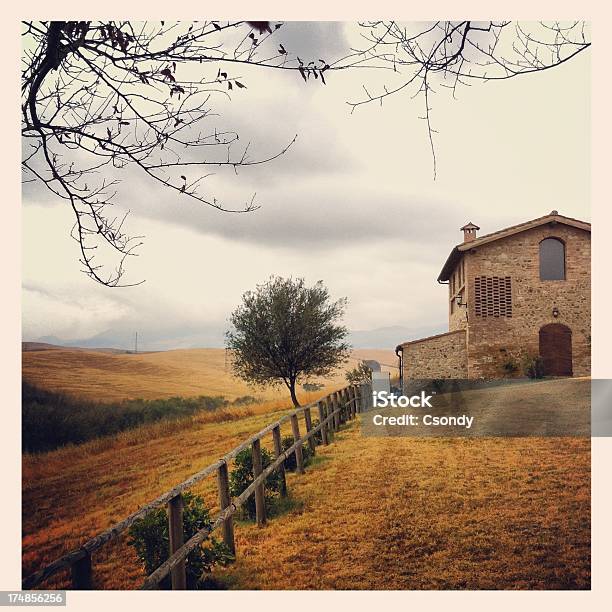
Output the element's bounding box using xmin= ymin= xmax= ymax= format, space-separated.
xmin=21 ymin=20 xmax=334 ymax=286
xmin=346 ymin=21 xmax=591 ymax=178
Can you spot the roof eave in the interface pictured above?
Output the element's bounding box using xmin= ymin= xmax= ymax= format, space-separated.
xmin=437 ymin=246 xmax=461 ymax=282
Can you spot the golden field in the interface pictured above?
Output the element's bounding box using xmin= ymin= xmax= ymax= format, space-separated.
xmin=21 ymin=348 xmax=590 ymax=590
xmin=21 ymin=346 xmax=397 ymax=402
xmin=223 ymin=429 xmax=589 ymax=589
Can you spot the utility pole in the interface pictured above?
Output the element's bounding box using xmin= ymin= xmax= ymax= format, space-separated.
xmin=134 ymin=331 xmax=138 ymax=354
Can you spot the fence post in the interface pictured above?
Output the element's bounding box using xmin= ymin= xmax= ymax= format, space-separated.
xmin=216 ymin=462 xmax=235 ymax=555
xmin=317 ymin=401 xmax=329 ymax=445
xmin=343 ymin=388 xmax=350 ymax=420
xmin=168 ymin=494 xmax=186 ymax=590
xmin=71 ymin=552 xmax=92 ymax=590
xmin=325 ymin=397 xmax=335 ymax=438
xmin=272 ymin=424 xmax=287 ymax=497
xmin=304 ymin=406 xmax=316 ymax=454
xmin=252 ymin=438 xmax=266 ymax=526
xmin=348 ymin=388 xmax=354 ymax=419
xmin=332 ymin=392 xmax=341 ymax=430
xmin=290 ymin=413 xmax=305 ymax=474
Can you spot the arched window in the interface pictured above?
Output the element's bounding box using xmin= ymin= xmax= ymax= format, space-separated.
xmin=539 ymin=238 xmax=565 ymax=280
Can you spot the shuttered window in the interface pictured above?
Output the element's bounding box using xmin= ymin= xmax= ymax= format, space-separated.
xmin=474 ymin=276 xmax=513 ymax=318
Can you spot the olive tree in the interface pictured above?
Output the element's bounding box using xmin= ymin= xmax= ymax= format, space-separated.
xmin=226 ymin=277 xmax=350 ymax=407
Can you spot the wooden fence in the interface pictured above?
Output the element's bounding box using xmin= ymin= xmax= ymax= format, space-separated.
xmin=23 ymin=382 xmax=373 ymax=590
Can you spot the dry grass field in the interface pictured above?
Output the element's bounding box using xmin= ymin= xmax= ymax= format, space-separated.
xmin=21 ymin=347 xmax=590 ymax=590
xmin=21 ymin=346 xmax=397 ymax=402
xmin=222 ymin=427 xmax=590 ymax=590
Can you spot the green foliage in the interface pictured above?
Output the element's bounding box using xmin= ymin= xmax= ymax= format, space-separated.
xmin=22 ymin=382 xmax=227 ymax=453
xmin=225 ymin=276 xmax=350 ymax=406
xmin=231 ymin=395 xmax=258 ymax=406
xmin=281 ymin=435 xmax=313 ymax=471
xmin=522 ymin=354 xmax=545 ymax=379
xmin=229 ymin=447 xmax=282 ymax=520
xmin=127 ymin=493 xmax=233 ymax=590
xmin=345 ymin=360 xmax=372 ymax=385
xmin=302 ymin=382 xmax=323 ymax=392
xmin=310 ymin=418 xmax=323 ymax=445
xmin=501 ymin=357 xmax=519 ymax=375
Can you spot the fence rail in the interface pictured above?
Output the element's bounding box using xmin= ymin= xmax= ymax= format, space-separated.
xmin=23 ymin=382 xmax=373 ymax=590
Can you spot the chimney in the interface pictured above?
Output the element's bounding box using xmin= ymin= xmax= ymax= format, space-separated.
xmin=460 ymin=222 xmax=480 ymax=243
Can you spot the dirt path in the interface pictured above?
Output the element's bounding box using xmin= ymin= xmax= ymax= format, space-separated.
xmin=222 ymin=420 xmax=590 ymax=589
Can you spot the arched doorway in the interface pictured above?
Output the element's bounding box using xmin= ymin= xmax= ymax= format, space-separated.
xmin=539 ymin=323 xmax=573 ymax=376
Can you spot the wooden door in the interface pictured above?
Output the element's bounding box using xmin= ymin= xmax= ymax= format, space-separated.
xmin=539 ymin=324 xmax=573 ymax=376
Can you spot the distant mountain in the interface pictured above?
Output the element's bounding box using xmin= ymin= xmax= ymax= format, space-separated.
xmin=34 ymin=335 xmax=65 ymax=346
xmin=24 ymin=330 xmax=136 ymax=353
xmin=25 ymin=327 xmax=227 ymax=352
xmin=26 ymin=332 xmax=130 ymax=351
xmin=348 ymin=325 xmax=443 ymax=349
xmin=25 ymin=324 xmax=444 ymax=353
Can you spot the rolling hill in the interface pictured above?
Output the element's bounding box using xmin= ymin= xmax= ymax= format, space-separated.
xmin=21 ymin=377 xmax=590 ymax=590
xmin=21 ymin=344 xmax=397 ymax=402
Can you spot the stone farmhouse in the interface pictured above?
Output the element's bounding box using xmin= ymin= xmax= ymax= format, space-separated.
xmin=396 ymin=211 xmax=591 ymax=382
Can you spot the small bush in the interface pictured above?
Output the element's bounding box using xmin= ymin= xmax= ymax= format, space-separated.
xmin=229 ymin=447 xmax=282 ymax=520
xmin=345 ymin=360 xmax=373 ymax=385
xmin=281 ymin=435 xmax=312 ymax=472
xmin=522 ymin=354 xmax=545 ymax=379
xmin=502 ymin=358 xmax=519 ymax=375
xmin=127 ymin=492 xmax=233 ymax=589
xmin=302 ymin=382 xmax=323 ymax=392
xmin=231 ymin=395 xmax=258 ymax=406
xmin=310 ymin=418 xmax=323 ymax=445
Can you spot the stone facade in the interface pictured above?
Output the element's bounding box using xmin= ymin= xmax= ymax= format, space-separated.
xmin=401 ymin=330 xmax=467 ymax=379
xmin=399 ymin=213 xmax=591 ymax=381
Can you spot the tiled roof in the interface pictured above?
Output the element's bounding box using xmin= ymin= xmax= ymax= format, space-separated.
xmin=437 ymin=212 xmax=590 ymax=282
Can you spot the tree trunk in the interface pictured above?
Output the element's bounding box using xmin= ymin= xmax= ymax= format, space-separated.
xmin=289 ymin=381 xmax=300 ymax=407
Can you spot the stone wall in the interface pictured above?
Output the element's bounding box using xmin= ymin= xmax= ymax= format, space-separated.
xmin=461 ymin=223 xmax=590 ymax=378
xmin=449 ymin=283 xmax=468 ymax=331
xmin=401 ymin=330 xmax=467 ymax=381
xmin=448 ymin=258 xmax=468 ymax=332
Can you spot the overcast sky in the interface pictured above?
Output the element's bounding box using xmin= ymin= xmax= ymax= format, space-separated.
xmin=22 ymin=22 xmax=590 ymax=351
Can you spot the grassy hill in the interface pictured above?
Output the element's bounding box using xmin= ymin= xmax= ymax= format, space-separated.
xmin=22 ymin=376 xmax=589 ymax=590
xmin=22 ymin=346 xmax=397 ymax=403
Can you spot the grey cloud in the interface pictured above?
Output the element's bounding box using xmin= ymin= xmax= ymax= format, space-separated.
xmin=260 ymin=22 xmax=350 ymax=65
xmin=125 ymin=170 xmax=466 ymax=253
